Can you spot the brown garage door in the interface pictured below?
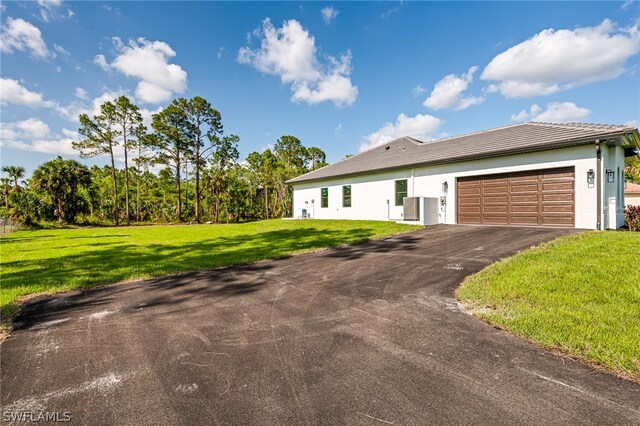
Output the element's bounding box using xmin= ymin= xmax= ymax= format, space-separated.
xmin=457 ymin=167 xmax=575 ymax=227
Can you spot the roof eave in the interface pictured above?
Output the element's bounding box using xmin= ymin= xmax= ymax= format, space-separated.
xmin=288 ymin=135 xmax=625 ymax=185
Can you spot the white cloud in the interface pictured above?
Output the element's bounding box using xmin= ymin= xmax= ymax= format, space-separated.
xmin=96 ymin=38 xmax=188 ymax=104
xmin=423 ymin=66 xmax=484 ymax=111
xmin=238 ymin=18 xmax=358 ymax=107
xmin=3 ymin=137 xmax=77 ymax=156
xmin=381 ymin=3 xmax=402 ymax=20
xmin=75 ymin=87 xmax=88 ymax=100
xmin=625 ymin=119 xmax=639 ymax=128
xmin=37 ymin=0 xmax=62 ymax=22
xmin=0 ymin=17 xmax=51 ymax=59
xmin=412 ymin=84 xmax=426 ymax=96
xmin=1 ymin=118 xmax=50 ymax=140
xmin=54 ymin=89 xmax=126 ymax=121
xmin=334 ymin=123 xmax=343 ymax=135
xmin=0 ymin=117 xmax=77 ymax=156
xmin=511 ymin=102 xmax=591 ymax=123
xmin=482 ymin=20 xmax=640 ymax=98
xmin=621 ymin=0 xmax=636 ymax=11
xmin=511 ymin=104 xmax=542 ymax=121
xmin=61 ymin=128 xmax=79 ymax=139
xmin=93 ymin=54 xmax=109 ymax=71
xmin=217 ymin=46 xmax=224 ymax=59
xmin=0 ymin=78 xmax=50 ymax=107
xmin=53 ymin=43 xmax=69 ymax=56
xmin=321 ymin=6 xmax=339 ymax=24
xmin=140 ymin=106 xmax=162 ymax=130
xmin=360 ymin=113 xmax=442 ymax=152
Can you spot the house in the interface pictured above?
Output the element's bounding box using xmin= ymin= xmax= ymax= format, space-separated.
xmin=287 ymin=122 xmax=640 ymax=230
xmin=625 ymin=182 xmax=640 ymax=207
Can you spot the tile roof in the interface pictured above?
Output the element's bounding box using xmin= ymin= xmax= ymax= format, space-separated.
xmin=288 ymin=121 xmax=639 ymax=184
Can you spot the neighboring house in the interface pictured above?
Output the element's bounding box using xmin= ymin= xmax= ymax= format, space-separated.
xmin=625 ymin=182 xmax=640 ymax=207
xmin=288 ymin=122 xmax=640 ymax=230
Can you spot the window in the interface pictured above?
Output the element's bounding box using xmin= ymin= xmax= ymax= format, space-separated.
xmin=395 ymin=179 xmax=407 ymax=206
xmin=321 ymin=187 xmax=329 ymax=208
xmin=342 ymin=185 xmax=351 ymax=207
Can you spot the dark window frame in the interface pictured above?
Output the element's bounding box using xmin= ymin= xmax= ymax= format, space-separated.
xmin=321 ymin=187 xmax=329 ymax=208
xmin=395 ymin=179 xmax=408 ymax=206
xmin=342 ymin=185 xmax=351 ymax=208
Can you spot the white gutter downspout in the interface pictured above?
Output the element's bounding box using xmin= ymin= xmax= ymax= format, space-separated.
xmin=595 ymin=140 xmax=602 ymax=231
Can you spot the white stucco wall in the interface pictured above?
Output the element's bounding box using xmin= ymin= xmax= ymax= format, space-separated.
xmin=625 ymin=193 xmax=640 ymax=207
xmin=292 ymin=144 xmax=627 ymax=229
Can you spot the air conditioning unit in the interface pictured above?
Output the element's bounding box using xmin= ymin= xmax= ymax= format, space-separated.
xmin=403 ymin=197 xmax=420 ymax=221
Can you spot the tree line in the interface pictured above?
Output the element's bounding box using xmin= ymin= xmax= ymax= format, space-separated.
xmin=1 ymin=95 xmax=327 ymax=226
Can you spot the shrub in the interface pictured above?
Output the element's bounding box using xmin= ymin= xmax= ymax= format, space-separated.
xmin=625 ymin=205 xmax=640 ymax=231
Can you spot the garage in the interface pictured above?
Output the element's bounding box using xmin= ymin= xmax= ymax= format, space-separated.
xmin=457 ymin=167 xmax=575 ymax=227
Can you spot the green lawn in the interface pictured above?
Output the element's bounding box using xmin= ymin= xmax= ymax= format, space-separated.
xmin=457 ymin=231 xmax=640 ymax=381
xmin=1 ymin=219 xmax=419 ymax=319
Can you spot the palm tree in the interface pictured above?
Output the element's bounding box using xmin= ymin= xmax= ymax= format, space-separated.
xmin=31 ymin=157 xmax=91 ymax=222
xmin=0 ymin=178 xmax=10 ymax=209
xmin=2 ymin=166 xmax=25 ymax=190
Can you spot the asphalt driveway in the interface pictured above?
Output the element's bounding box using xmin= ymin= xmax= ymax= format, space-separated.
xmin=2 ymin=225 xmax=639 ymax=425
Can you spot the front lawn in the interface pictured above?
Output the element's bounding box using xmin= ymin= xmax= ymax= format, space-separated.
xmin=1 ymin=219 xmax=419 ymax=319
xmin=457 ymin=231 xmax=640 ymax=381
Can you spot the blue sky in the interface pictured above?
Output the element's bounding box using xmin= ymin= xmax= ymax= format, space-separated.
xmin=1 ymin=1 xmax=639 ymax=176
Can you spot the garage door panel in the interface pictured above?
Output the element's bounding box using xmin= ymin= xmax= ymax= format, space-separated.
xmin=459 ymin=197 xmax=481 ymax=205
xmin=483 ymin=205 xmax=508 ymax=213
xmin=510 ymin=215 xmax=539 ymax=225
xmin=458 ymin=187 xmax=481 ymax=196
xmin=510 ymin=204 xmax=538 ymax=213
xmin=457 ymin=167 xmax=574 ymax=227
xmin=511 ymin=194 xmax=539 ymax=203
xmin=458 ymin=214 xmax=482 ymax=224
xmin=510 ymin=183 xmax=539 ymax=193
xmin=483 ymin=215 xmax=509 ymax=224
xmin=510 ymin=175 xmax=538 ymax=182
xmin=542 ymin=204 xmax=574 ymax=213
xmin=543 ymin=182 xmax=574 ymax=191
xmin=483 ymin=185 xmax=508 ymax=194
xmin=542 ymin=170 xmax=574 ymax=179
xmin=483 ymin=177 xmax=509 ymax=184
xmin=459 ymin=206 xmax=481 ymax=214
xmin=542 ymin=193 xmax=573 ymax=202
xmin=484 ymin=195 xmax=509 ymax=204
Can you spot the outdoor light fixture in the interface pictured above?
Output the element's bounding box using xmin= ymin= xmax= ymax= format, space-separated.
xmin=311 ymin=199 xmax=314 ymax=204
xmin=606 ymin=169 xmax=615 ymax=183
xmin=587 ymin=169 xmax=595 ymax=188
xmin=442 ymin=181 xmax=449 ymax=194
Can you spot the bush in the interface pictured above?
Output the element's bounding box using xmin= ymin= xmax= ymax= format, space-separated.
xmin=625 ymin=205 xmax=640 ymax=231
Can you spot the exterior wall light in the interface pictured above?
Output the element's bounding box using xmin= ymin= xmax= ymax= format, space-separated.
xmin=587 ymin=169 xmax=595 ymax=188
xmin=606 ymin=169 xmax=615 ymax=183
xmin=442 ymin=181 xmax=449 ymax=194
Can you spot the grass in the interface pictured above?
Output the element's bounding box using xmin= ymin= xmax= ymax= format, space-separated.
xmin=0 ymin=219 xmax=420 ymax=320
xmin=457 ymin=231 xmax=640 ymax=381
